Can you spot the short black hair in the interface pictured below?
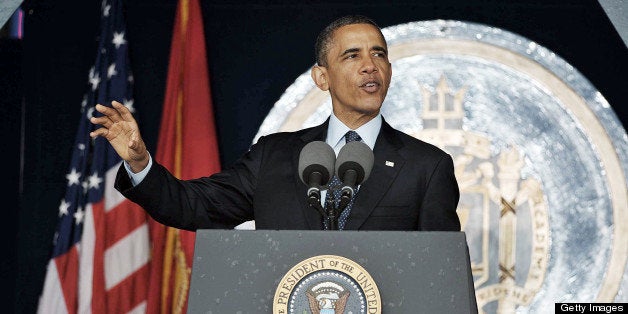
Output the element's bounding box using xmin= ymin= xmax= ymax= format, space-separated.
xmin=314 ymin=15 xmax=383 ymax=67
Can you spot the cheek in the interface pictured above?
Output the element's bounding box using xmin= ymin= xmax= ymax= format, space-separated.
xmin=335 ymin=79 xmax=355 ymax=94
xmin=329 ymin=72 xmax=351 ymax=89
xmin=383 ymin=69 xmax=392 ymax=83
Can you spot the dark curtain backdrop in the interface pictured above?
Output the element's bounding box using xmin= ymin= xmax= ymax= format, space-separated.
xmin=4 ymin=0 xmax=626 ymax=312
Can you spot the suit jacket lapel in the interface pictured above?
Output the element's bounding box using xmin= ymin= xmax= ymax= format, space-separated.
xmin=293 ymin=119 xmax=329 ymax=230
xmin=344 ymin=120 xmax=405 ymax=230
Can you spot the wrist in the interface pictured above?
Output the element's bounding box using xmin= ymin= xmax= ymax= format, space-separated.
xmin=129 ymin=154 xmax=150 ymax=173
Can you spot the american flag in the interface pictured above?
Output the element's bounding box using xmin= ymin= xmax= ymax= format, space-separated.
xmin=37 ymin=0 xmax=151 ymax=313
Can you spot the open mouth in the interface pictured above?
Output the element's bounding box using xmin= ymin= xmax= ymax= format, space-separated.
xmin=360 ymin=81 xmax=380 ymax=93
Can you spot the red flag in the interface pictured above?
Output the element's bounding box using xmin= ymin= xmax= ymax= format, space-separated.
xmin=37 ymin=1 xmax=152 ymax=313
xmin=147 ymin=0 xmax=221 ymax=313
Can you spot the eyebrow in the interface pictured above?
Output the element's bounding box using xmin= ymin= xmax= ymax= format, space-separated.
xmin=372 ymin=45 xmax=388 ymax=54
xmin=340 ymin=47 xmax=361 ymax=57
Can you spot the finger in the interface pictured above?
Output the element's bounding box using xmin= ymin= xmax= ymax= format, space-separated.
xmin=111 ymin=101 xmax=136 ymax=123
xmin=106 ymin=102 xmax=126 ymax=123
xmin=128 ymin=137 xmax=144 ymax=152
xmin=94 ymin=103 xmax=123 ymax=123
xmin=89 ymin=127 xmax=109 ymax=139
xmin=128 ymin=138 xmax=137 ymax=149
xmin=89 ymin=115 xmax=114 ymax=128
xmin=128 ymin=132 xmax=142 ymax=150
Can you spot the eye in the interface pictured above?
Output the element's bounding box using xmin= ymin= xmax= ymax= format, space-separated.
xmin=373 ymin=52 xmax=387 ymax=58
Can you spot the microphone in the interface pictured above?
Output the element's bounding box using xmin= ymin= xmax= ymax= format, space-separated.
xmin=298 ymin=141 xmax=336 ymax=204
xmin=335 ymin=141 xmax=374 ymax=208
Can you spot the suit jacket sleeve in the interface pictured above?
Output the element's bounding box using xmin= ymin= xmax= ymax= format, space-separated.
xmin=418 ymin=153 xmax=461 ymax=231
xmin=114 ymin=136 xmax=269 ymax=231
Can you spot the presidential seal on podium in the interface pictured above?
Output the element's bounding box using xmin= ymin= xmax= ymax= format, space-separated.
xmin=273 ymin=255 xmax=381 ymax=314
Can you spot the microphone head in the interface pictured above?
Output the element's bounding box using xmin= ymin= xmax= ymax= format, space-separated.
xmin=335 ymin=141 xmax=374 ymax=185
xmin=298 ymin=141 xmax=336 ymax=186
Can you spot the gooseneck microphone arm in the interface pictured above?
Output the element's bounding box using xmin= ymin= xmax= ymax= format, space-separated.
xmin=305 ymin=171 xmax=323 ymax=201
xmin=338 ymin=168 xmax=357 ymax=210
xmin=305 ymin=171 xmax=326 ymax=218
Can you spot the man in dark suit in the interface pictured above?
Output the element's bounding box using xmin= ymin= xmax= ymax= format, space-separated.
xmin=90 ymin=15 xmax=461 ymax=232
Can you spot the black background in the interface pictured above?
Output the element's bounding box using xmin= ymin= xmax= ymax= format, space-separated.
xmin=1 ymin=0 xmax=626 ymax=312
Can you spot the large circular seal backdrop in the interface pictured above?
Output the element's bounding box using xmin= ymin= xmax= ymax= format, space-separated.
xmin=251 ymin=20 xmax=628 ymax=312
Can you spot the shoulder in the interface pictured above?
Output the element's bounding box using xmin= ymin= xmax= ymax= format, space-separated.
xmin=383 ymin=122 xmax=450 ymax=160
xmin=253 ymin=123 xmax=325 ymax=147
xmin=254 ymin=127 xmax=309 ymax=145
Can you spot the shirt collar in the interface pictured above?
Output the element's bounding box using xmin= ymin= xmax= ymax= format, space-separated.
xmin=326 ymin=113 xmax=382 ymax=154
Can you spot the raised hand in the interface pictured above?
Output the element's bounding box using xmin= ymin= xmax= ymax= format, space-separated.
xmin=89 ymin=100 xmax=149 ymax=173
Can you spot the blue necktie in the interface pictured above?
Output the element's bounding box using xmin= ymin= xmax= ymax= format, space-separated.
xmin=324 ymin=130 xmax=362 ymax=230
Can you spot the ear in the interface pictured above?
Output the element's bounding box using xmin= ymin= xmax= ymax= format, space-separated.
xmin=310 ymin=65 xmax=329 ymax=91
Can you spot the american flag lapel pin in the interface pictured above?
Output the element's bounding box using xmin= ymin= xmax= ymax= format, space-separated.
xmin=385 ymin=161 xmax=394 ymax=167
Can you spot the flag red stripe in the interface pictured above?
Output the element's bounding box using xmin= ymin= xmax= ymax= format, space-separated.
xmin=104 ymin=201 xmax=149 ymax=247
xmin=54 ymin=246 xmax=79 ymax=314
xmin=105 ymin=263 xmax=150 ymax=313
xmin=90 ymin=201 xmax=107 ymax=312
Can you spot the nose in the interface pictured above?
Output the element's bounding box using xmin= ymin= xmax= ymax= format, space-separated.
xmin=360 ymin=56 xmax=378 ymax=74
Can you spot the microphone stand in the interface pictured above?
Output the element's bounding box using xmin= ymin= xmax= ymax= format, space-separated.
xmin=325 ymin=189 xmax=353 ymax=231
xmin=325 ymin=197 xmax=338 ymax=230
xmin=307 ymin=188 xmax=351 ymax=231
xmin=307 ymin=192 xmax=339 ymax=230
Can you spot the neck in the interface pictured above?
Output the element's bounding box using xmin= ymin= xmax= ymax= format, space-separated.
xmin=333 ymin=109 xmax=379 ymax=130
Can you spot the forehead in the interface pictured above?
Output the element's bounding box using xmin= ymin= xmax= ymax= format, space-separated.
xmin=329 ymin=23 xmax=387 ymax=49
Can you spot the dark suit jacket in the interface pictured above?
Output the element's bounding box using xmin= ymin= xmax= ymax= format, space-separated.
xmin=115 ymin=118 xmax=461 ymax=231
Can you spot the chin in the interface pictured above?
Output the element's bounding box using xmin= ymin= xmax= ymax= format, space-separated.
xmin=355 ymin=106 xmax=382 ymax=116
xmin=359 ymin=98 xmax=384 ymax=112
